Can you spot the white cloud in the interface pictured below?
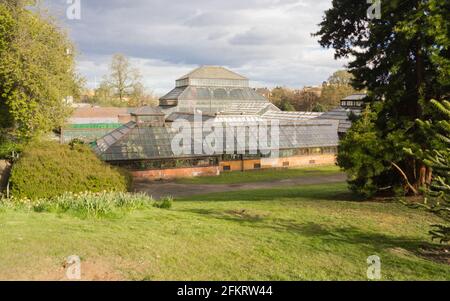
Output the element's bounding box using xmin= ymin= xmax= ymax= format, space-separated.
xmin=46 ymin=0 xmax=347 ymax=94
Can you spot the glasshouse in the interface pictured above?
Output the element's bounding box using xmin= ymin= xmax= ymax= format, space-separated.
xmin=88 ymin=66 xmax=364 ymax=180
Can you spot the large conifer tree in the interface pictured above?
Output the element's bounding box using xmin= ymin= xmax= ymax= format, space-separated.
xmin=315 ymin=0 xmax=450 ymax=196
xmin=407 ymin=99 xmax=450 ymax=243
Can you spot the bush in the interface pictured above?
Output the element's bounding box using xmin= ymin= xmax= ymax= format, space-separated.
xmin=153 ymin=196 xmax=173 ymax=209
xmin=337 ymin=106 xmax=403 ymax=198
xmin=9 ymin=141 xmax=131 ymax=199
xmin=1 ymin=191 xmax=153 ymax=218
xmin=0 ymin=137 xmax=22 ymax=160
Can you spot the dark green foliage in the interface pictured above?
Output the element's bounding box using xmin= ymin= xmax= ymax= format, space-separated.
xmin=9 ymin=141 xmax=131 ymax=199
xmin=405 ymin=100 xmax=450 ymax=243
xmin=337 ymin=106 xmax=402 ymax=197
xmin=279 ymin=99 xmax=295 ymax=112
xmin=153 ymin=197 xmax=173 ymax=209
xmin=0 ymin=135 xmax=22 ymax=160
xmin=312 ymin=103 xmax=325 ymax=113
xmin=316 ymin=0 xmax=450 ymax=196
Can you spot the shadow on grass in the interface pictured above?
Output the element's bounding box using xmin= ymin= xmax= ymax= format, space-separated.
xmin=176 ymin=183 xmax=366 ymax=203
xmin=180 ymin=208 xmax=439 ymax=261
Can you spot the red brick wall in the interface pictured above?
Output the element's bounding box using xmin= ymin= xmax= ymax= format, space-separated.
xmin=220 ymin=154 xmax=336 ymax=172
xmin=132 ymin=166 xmax=221 ymax=181
xmin=133 ymin=154 xmax=336 ymax=181
xmin=260 ymin=154 xmax=336 ymax=168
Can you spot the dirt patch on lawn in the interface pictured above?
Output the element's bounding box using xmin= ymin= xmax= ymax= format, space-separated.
xmin=29 ymin=258 xmax=125 ymax=281
xmin=14 ymin=257 xmax=146 ymax=281
xmin=65 ymin=259 xmax=124 ymax=281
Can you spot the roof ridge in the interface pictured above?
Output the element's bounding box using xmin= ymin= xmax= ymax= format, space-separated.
xmin=177 ymin=66 xmax=248 ymax=81
xmin=93 ymin=121 xmax=137 ymax=154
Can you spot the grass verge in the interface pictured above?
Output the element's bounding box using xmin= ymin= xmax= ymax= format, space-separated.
xmin=0 ymin=182 xmax=449 ymax=280
xmin=176 ymin=165 xmax=342 ymax=185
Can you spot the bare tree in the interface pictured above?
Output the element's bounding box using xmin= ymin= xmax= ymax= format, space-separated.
xmin=108 ymin=53 xmax=141 ymax=102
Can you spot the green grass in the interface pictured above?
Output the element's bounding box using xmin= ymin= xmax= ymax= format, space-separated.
xmin=177 ymin=165 xmax=342 ymax=184
xmin=0 ymin=182 xmax=448 ymax=280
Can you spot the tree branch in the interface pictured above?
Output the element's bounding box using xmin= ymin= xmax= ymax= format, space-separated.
xmin=391 ymin=162 xmax=419 ymax=195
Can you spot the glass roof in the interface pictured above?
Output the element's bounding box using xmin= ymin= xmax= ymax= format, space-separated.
xmin=94 ymin=120 xmax=339 ymax=161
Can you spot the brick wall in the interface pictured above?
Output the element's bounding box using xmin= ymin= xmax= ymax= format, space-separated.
xmin=132 ymin=166 xmax=221 ymax=181
xmin=221 ymin=154 xmax=336 ymax=172
xmin=261 ymin=154 xmax=336 ymax=168
xmin=132 ymin=154 xmax=336 ymax=181
xmin=220 ymin=160 xmax=243 ymax=172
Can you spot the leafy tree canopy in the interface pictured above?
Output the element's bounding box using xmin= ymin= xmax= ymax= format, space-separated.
xmin=0 ymin=1 xmax=81 ymax=139
xmin=320 ymin=70 xmax=359 ymax=108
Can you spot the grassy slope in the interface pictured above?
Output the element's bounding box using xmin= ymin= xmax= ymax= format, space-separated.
xmin=177 ymin=165 xmax=342 ymax=185
xmin=0 ymin=183 xmax=449 ymax=280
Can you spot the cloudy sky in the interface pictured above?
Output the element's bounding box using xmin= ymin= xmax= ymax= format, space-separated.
xmin=44 ymin=0 xmax=346 ymax=95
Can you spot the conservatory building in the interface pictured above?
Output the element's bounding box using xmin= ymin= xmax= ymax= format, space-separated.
xmin=90 ymin=66 xmax=361 ymax=181
xmin=159 ymin=66 xmax=276 ymax=115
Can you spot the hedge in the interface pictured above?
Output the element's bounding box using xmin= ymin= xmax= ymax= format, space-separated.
xmin=9 ymin=141 xmax=131 ymax=199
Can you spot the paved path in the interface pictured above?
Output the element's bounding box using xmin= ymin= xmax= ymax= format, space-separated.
xmin=133 ymin=173 xmax=347 ymax=199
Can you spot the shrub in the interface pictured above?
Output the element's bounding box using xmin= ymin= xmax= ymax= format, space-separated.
xmin=337 ymin=106 xmax=404 ymax=198
xmin=0 ymin=191 xmax=153 ymax=218
xmin=0 ymin=136 xmax=22 ymax=160
xmin=153 ymin=196 xmax=173 ymax=209
xmin=9 ymin=141 xmax=131 ymax=199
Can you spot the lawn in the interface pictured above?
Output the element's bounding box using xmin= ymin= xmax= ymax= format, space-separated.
xmin=0 ymin=182 xmax=449 ymax=280
xmin=176 ymin=165 xmax=342 ymax=184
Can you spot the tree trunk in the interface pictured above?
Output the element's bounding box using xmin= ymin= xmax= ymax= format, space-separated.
xmin=415 ymin=163 xmax=433 ymax=191
xmin=419 ymin=164 xmax=427 ymax=187
xmin=426 ymin=167 xmax=433 ymax=186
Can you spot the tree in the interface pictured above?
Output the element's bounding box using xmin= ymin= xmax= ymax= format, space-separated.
xmin=0 ymin=1 xmax=81 ymax=139
xmin=128 ymin=82 xmax=158 ymax=107
xmin=269 ymin=87 xmax=295 ymax=111
xmin=320 ymin=70 xmax=358 ymax=108
xmin=315 ymin=0 xmax=450 ymax=197
xmin=96 ymin=53 xmax=156 ymax=107
xmin=337 ymin=105 xmax=397 ymax=197
xmin=279 ymin=99 xmax=295 ymax=112
xmin=312 ymin=103 xmax=325 ymax=113
xmin=106 ymin=53 xmax=141 ymax=102
xmin=405 ymin=99 xmax=450 ymax=243
xmin=295 ymin=90 xmax=320 ymax=111
xmin=94 ymin=81 xmax=114 ymax=105
xmin=269 ymin=87 xmax=320 ymax=112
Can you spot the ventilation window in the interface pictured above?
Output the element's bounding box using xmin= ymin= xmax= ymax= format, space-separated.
xmin=283 ymin=162 xmax=290 ymax=167
xmin=223 ymin=165 xmax=231 ymax=171
xmin=254 ymin=163 xmax=261 ymax=169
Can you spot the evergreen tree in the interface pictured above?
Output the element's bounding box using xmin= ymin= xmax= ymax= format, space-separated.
xmin=315 ymin=0 xmax=450 ymax=196
xmin=406 ymin=100 xmax=450 ymax=243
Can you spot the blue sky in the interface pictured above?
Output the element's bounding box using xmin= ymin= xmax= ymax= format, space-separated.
xmin=45 ymin=0 xmax=347 ymax=95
